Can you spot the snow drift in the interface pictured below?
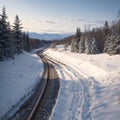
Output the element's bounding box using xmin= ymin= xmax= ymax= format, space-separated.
xmin=44 ymin=48 xmax=120 ymax=120
xmin=0 ymin=51 xmax=43 ymax=119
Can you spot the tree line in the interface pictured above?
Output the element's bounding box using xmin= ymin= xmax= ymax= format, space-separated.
xmin=0 ymin=7 xmax=31 ymax=61
xmin=71 ymin=12 xmax=120 ymax=55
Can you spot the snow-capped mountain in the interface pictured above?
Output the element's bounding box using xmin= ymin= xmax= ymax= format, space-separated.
xmin=29 ymin=32 xmax=72 ymax=40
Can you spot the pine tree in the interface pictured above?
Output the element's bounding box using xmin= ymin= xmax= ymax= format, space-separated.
xmin=0 ymin=7 xmax=14 ymax=60
xmin=75 ymin=28 xmax=81 ymax=52
xmin=115 ymin=36 xmax=120 ymax=54
xmin=71 ymin=39 xmax=74 ymax=52
xmin=74 ymin=37 xmax=80 ymax=52
xmin=103 ymin=21 xmax=110 ymax=53
xmin=12 ymin=15 xmax=23 ymax=54
xmin=104 ymin=21 xmax=109 ymax=36
xmin=0 ymin=15 xmax=4 ymax=60
xmin=90 ymin=37 xmax=99 ymax=54
xmin=7 ymin=22 xmax=14 ymax=59
xmin=85 ymin=36 xmax=91 ymax=54
xmin=107 ymin=32 xmax=117 ymax=55
xmin=79 ymin=35 xmax=85 ymax=53
xmin=26 ymin=32 xmax=31 ymax=52
xmin=0 ymin=7 xmax=7 ymax=60
xmin=114 ymin=11 xmax=120 ymax=54
xmin=107 ymin=28 xmax=120 ymax=55
xmin=22 ymin=31 xmax=31 ymax=52
xmin=116 ymin=10 xmax=120 ymax=35
xmin=71 ymin=28 xmax=81 ymax=53
xmin=22 ymin=31 xmax=26 ymax=50
xmin=104 ymin=35 xmax=110 ymax=54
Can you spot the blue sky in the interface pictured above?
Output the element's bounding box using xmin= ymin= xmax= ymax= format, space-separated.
xmin=0 ymin=0 xmax=120 ymax=33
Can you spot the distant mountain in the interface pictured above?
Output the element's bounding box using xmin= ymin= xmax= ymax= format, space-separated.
xmin=29 ymin=32 xmax=72 ymax=40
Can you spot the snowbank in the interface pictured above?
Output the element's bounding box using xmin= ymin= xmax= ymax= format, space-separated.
xmin=44 ymin=49 xmax=120 ymax=83
xmin=44 ymin=48 xmax=120 ymax=120
xmin=0 ymin=51 xmax=43 ymax=118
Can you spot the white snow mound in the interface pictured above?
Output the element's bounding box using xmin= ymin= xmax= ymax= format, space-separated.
xmin=0 ymin=51 xmax=43 ymax=118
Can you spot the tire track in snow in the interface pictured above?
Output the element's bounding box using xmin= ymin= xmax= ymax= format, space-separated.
xmin=61 ymin=66 xmax=83 ymax=120
xmin=45 ymin=56 xmax=92 ymax=120
xmin=63 ymin=66 xmax=92 ymax=120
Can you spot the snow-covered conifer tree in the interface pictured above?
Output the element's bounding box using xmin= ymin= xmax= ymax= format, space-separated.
xmin=26 ymin=32 xmax=31 ymax=52
xmin=115 ymin=34 xmax=120 ymax=53
xmin=107 ymin=28 xmax=120 ymax=55
xmin=74 ymin=37 xmax=80 ymax=52
xmin=85 ymin=36 xmax=91 ymax=54
xmin=79 ymin=36 xmax=85 ymax=53
xmin=71 ymin=38 xmax=75 ymax=52
xmin=90 ymin=37 xmax=99 ymax=54
xmin=12 ymin=15 xmax=23 ymax=54
xmin=71 ymin=28 xmax=81 ymax=53
xmin=103 ymin=21 xmax=110 ymax=53
xmin=0 ymin=7 xmax=14 ymax=60
xmin=0 ymin=16 xmax=4 ymax=60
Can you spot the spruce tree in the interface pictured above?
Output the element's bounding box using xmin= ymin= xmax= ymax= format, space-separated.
xmin=22 ymin=31 xmax=26 ymax=50
xmin=90 ymin=37 xmax=99 ymax=54
xmin=0 ymin=15 xmax=4 ymax=60
xmin=107 ymin=28 xmax=120 ymax=55
xmin=115 ymin=11 xmax=120 ymax=54
xmin=0 ymin=7 xmax=14 ymax=60
xmin=75 ymin=28 xmax=81 ymax=52
xmin=104 ymin=21 xmax=109 ymax=36
xmin=85 ymin=36 xmax=91 ymax=54
xmin=103 ymin=21 xmax=110 ymax=53
xmin=22 ymin=31 xmax=31 ymax=52
xmin=79 ymin=35 xmax=85 ymax=53
xmin=12 ymin=15 xmax=23 ymax=54
xmin=71 ymin=38 xmax=75 ymax=52
xmin=26 ymin=32 xmax=31 ymax=52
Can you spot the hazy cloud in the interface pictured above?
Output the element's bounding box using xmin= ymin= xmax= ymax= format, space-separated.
xmin=59 ymin=18 xmax=105 ymax=25
xmin=38 ymin=20 xmax=42 ymax=23
xmin=68 ymin=18 xmax=85 ymax=22
xmin=38 ymin=18 xmax=105 ymax=25
xmin=45 ymin=21 xmax=56 ymax=24
xmin=68 ymin=19 xmax=105 ymax=25
xmin=38 ymin=20 xmax=56 ymax=24
xmin=59 ymin=18 xmax=85 ymax=23
xmin=86 ymin=20 xmax=105 ymax=24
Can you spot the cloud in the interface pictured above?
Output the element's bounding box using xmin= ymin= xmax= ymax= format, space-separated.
xmin=38 ymin=19 xmax=56 ymax=24
xmin=45 ymin=21 xmax=55 ymax=24
xmin=38 ymin=20 xmax=42 ymax=23
xmin=38 ymin=18 xmax=106 ymax=25
xmin=69 ymin=18 xmax=85 ymax=22
xmin=61 ymin=18 xmax=105 ymax=25
xmin=69 ymin=19 xmax=105 ymax=25
xmin=86 ymin=20 xmax=105 ymax=24
xmin=38 ymin=20 xmax=55 ymax=24
xmin=60 ymin=18 xmax=85 ymax=23
xmin=57 ymin=18 xmax=105 ymax=25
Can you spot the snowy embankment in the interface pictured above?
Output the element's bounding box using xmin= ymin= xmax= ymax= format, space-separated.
xmin=0 ymin=51 xmax=43 ymax=119
xmin=44 ymin=48 xmax=120 ymax=120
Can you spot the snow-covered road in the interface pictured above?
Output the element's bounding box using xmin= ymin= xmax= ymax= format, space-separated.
xmin=47 ymin=58 xmax=91 ymax=120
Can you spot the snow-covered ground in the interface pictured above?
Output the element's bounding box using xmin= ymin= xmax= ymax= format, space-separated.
xmin=44 ymin=46 xmax=120 ymax=120
xmin=0 ymin=51 xmax=43 ymax=119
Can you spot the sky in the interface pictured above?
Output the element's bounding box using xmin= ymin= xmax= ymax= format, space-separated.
xmin=0 ymin=0 xmax=120 ymax=34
